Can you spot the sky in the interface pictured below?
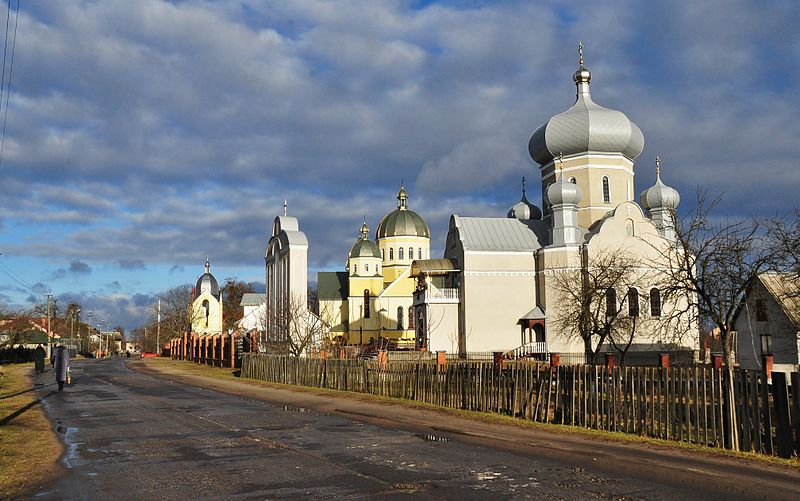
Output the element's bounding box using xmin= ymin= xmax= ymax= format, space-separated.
xmin=0 ymin=0 xmax=798 ymax=333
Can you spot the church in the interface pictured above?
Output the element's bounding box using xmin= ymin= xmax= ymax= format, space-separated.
xmin=412 ymin=46 xmax=697 ymax=360
xmin=318 ymin=187 xmax=431 ymax=348
xmin=191 ymin=258 xmax=223 ymax=335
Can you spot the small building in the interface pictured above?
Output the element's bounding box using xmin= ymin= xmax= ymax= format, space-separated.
xmin=237 ymin=292 xmax=267 ymax=333
xmin=734 ymin=273 xmax=800 ymax=373
xmin=191 ymin=258 xmax=224 ymax=335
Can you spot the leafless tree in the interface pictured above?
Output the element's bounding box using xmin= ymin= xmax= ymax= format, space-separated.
xmin=550 ymin=249 xmax=674 ymax=364
xmin=255 ymin=292 xmax=322 ymax=357
xmin=653 ymin=191 xmax=778 ymax=364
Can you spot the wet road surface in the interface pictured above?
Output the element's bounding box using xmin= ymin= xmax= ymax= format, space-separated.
xmin=35 ymin=358 xmax=798 ymax=500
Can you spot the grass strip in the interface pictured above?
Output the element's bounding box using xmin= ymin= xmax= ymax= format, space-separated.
xmin=0 ymin=363 xmax=63 ymax=497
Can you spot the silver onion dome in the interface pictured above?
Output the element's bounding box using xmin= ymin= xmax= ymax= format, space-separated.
xmin=528 ymin=45 xmax=644 ymax=165
xmin=547 ymin=171 xmax=583 ymax=206
xmin=507 ymin=178 xmax=542 ymax=220
xmin=640 ymin=157 xmax=680 ymax=210
xmin=195 ymin=258 xmax=220 ymax=299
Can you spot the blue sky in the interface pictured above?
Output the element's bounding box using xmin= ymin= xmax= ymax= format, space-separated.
xmin=0 ymin=0 xmax=798 ymax=332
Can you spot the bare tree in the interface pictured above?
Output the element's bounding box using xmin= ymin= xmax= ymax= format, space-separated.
xmin=550 ymin=249 xmax=671 ymax=364
xmin=654 ymin=192 xmax=778 ymax=364
xmin=254 ymin=292 xmax=322 ymax=357
xmin=158 ymin=284 xmax=198 ymax=340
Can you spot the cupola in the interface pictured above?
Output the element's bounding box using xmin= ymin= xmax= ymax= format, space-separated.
xmin=507 ymin=177 xmax=542 ymax=220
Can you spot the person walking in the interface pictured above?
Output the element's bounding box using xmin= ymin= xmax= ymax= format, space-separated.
xmin=51 ymin=345 xmax=70 ymax=391
xmin=33 ymin=344 xmax=46 ymax=374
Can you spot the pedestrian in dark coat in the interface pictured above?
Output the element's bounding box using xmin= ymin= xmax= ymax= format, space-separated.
xmin=51 ymin=345 xmax=70 ymax=391
xmin=33 ymin=344 xmax=46 ymax=374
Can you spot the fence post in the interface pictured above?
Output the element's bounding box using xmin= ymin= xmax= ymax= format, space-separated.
xmin=378 ymin=350 xmax=388 ymax=371
xmin=605 ymin=353 xmax=616 ymax=374
xmin=659 ymin=353 xmax=670 ymax=373
xmin=549 ymin=353 xmax=560 ymax=367
xmin=772 ymin=372 xmax=793 ymax=459
xmin=762 ymin=355 xmax=773 ymax=383
xmin=437 ymin=351 xmax=446 ymax=374
xmin=791 ymin=372 xmax=800 ymax=456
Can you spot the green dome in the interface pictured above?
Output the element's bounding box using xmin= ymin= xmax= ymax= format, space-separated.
xmin=376 ymin=209 xmax=430 ymax=238
xmin=375 ymin=185 xmax=430 ymax=239
xmin=349 ymin=237 xmax=382 ymax=258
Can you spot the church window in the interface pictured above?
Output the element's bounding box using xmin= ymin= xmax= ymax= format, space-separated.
xmin=389 ymin=248 xmax=394 ymax=260
xmin=606 ymin=288 xmax=617 ymax=317
xmin=363 ymin=289 xmax=370 ymax=318
xmin=397 ymin=306 xmax=404 ymax=329
xmin=202 ymin=300 xmax=210 ymax=327
xmin=625 ymin=219 xmax=635 ymax=237
xmin=353 ymin=264 xmax=357 ymax=275
xmin=650 ymin=288 xmax=661 ymax=317
xmin=381 ymin=248 xmax=384 ymax=259
xmin=602 ymin=176 xmax=611 ymax=203
xmin=408 ymin=307 xmax=415 ymax=329
xmin=409 ymin=247 xmax=414 ymax=260
xmin=399 ymin=247 xmax=404 ymax=260
xmin=419 ymin=248 xmax=423 ymax=259
xmin=755 ymin=298 xmax=768 ymax=321
xmin=569 ymin=177 xmax=576 ymax=184
xmin=628 ymin=288 xmax=640 ymax=317
xmin=365 ymin=264 xmax=369 ymax=273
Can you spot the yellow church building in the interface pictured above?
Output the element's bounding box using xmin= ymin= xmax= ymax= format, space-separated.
xmin=318 ymin=186 xmax=430 ymax=348
xmin=190 ymin=258 xmax=224 ymax=335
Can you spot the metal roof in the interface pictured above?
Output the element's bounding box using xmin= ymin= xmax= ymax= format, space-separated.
xmin=411 ymin=259 xmax=458 ymax=276
xmin=452 ymin=216 xmax=546 ymax=252
xmin=376 ymin=208 xmax=430 ymax=239
xmin=240 ymin=293 xmax=267 ymax=307
xmin=518 ymin=306 xmax=547 ymax=323
xmin=317 ymin=271 xmax=349 ymax=300
xmin=759 ymin=273 xmax=800 ymax=326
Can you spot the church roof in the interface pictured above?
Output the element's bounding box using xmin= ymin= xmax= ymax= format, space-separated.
xmin=411 ymin=259 xmax=458 ymax=276
xmin=195 ymin=258 xmax=220 ymax=299
xmin=376 ymin=186 xmax=430 ymax=239
xmin=318 ymin=271 xmax=349 ymax=301
xmin=452 ymin=216 xmax=546 ymax=252
xmin=528 ymin=46 xmax=644 ymax=165
xmin=240 ymin=293 xmax=266 ymax=307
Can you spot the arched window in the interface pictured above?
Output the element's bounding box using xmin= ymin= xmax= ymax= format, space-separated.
xmin=419 ymin=248 xmax=423 ymax=259
xmin=365 ymin=264 xmax=369 ymax=273
xmin=363 ymin=289 xmax=370 ymax=318
xmin=381 ymin=248 xmax=384 ymax=259
xmin=353 ymin=264 xmax=357 ymax=275
xmin=625 ymin=219 xmax=635 ymax=237
xmin=569 ymin=177 xmax=576 ymax=184
xmin=389 ymin=248 xmax=394 ymax=260
xmin=409 ymin=247 xmax=414 ymax=260
xmin=650 ymin=288 xmax=661 ymax=317
xmin=606 ymin=288 xmax=617 ymax=317
xmin=628 ymin=288 xmax=640 ymax=317
xmin=376 ymin=264 xmax=380 ymax=274
xmin=602 ymin=176 xmax=610 ymax=203
xmin=397 ymin=306 xmax=404 ymax=329
xmin=399 ymin=247 xmax=404 ymax=260
xmin=408 ymin=307 xmax=415 ymax=329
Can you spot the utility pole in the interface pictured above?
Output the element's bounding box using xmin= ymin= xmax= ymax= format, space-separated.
xmin=157 ymin=298 xmax=161 ymax=356
xmin=45 ymin=294 xmax=53 ymax=358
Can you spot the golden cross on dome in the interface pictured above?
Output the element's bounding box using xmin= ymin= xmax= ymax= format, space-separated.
xmin=578 ymin=41 xmax=584 ymax=67
xmin=655 ymin=156 xmax=661 ymax=177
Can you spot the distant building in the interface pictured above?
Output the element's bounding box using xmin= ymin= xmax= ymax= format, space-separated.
xmin=734 ymin=273 xmax=799 ymax=373
xmin=413 ymin=49 xmax=697 ymax=359
xmin=237 ymin=292 xmax=267 ymax=333
xmin=191 ymin=258 xmax=224 ymax=335
xmin=318 ymin=186 xmax=430 ymax=348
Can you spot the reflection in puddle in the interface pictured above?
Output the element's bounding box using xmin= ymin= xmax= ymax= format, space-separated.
xmin=282 ymin=405 xmax=310 ymax=414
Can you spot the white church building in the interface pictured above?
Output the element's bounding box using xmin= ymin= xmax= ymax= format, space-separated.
xmin=413 ymin=48 xmax=698 ymax=361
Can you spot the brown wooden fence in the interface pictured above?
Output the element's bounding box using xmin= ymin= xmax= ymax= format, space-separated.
xmin=241 ymin=354 xmax=800 ymax=459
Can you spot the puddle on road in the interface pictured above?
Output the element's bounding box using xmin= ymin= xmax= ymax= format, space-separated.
xmin=417 ymin=433 xmax=450 ymax=442
xmin=282 ymin=404 xmax=310 ymax=414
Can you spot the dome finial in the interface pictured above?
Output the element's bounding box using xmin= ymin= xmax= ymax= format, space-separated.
xmin=655 ymin=155 xmax=661 ymax=178
xmin=205 ymin=256 xmax=210 ymax=274
xmin=521 ymin=176 xmax=526 ymax=196
xmin=397 ymin=183 xmax=408 ymax=209
xmin=573 ymin=42 xmax=591 ymax=87
xmin=283 ymin=199 xmax=287 ymax=217
xmin=359 ymin=217 xmax=369 ymax=239
xmin=578 ymin=40 xmax=584 ymax=67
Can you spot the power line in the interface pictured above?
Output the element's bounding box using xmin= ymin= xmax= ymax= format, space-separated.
xmin=0 ymin=0 xmax=12 ymax=115
xmin=0 ymin=0 xmax=19 ymax=171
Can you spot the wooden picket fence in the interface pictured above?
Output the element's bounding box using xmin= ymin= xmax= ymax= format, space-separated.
xmin=240 ymin=354 xmax=800 ymax=459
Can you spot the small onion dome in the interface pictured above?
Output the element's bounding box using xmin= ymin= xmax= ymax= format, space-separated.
xmin=195 ymin=258 xmax=220 ymax=299
xmin=528 ymin=60 xmax=644 ymax=165
xmin=507 ymin=193 xmax=542 ymax=220
xmin=547 ymin=173 xmax=583 ymax=206
xmin=376 ymin=186 xmax=431 ymax=239
xmin=640 ymin=163 xmax=680 ymax=210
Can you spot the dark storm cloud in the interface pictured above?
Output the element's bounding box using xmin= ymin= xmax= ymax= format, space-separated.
xmin=0 ymin=0 xmax=797 ymax=331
